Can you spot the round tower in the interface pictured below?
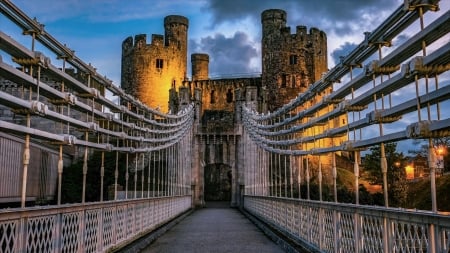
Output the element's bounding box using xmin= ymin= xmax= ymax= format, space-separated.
xmin=164 ymin=15 xmax=189 ymax=79
xmin=261 ymin=9 xmax=287 ymax=111
xmin=261 ymin=9 xmax=287 ymax=36
xmin=261 ymin=9 xmax=287 ymax=77
xmin=191 ymin=53 xmax=209 ymax=81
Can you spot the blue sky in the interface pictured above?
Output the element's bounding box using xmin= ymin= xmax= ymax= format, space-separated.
xmin=1 ymin=0 xmax=449 ymax=153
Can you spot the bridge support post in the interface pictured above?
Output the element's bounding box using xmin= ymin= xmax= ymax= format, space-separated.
xmin=429 ymin=223 xmax=437 ymax=252
xmin=354 ymin=212 xmax=360 ymax=252
xmin=239 ymin=184 xmax=245 ymax=209
xmin=57 ymin=145 xmax=63 ymax=205
xmin=191 ymin=184 xmax=196 ymax=208
xmin=21 ymin=134 xmax=30 ymax=207
xmin=382 ymin=216 xmax=391 ymax=253
xmin=380 ymin=143 xmax=388 ymax=207
xmin=333 ymin=210 xmax=339 ymax=252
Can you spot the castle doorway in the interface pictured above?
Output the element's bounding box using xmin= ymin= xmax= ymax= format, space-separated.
xmin=204 ymin=163 xmax=232 ymax=201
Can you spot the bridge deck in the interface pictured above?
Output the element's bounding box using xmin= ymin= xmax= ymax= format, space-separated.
xmin=140 ymin=202 xmax=284 ymax=253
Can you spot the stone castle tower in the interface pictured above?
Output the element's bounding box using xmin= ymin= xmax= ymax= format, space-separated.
xmin=121 ymin=15 xmax=188 ymax=112
xmin=261 ymin=9 xmax=327 ymax=111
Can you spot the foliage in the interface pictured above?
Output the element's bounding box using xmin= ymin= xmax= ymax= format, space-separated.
xmin=297 ymin=168 xmax=379 ymax=205
xmin=362 ymin=143 xmax=408 ymax=207
xmin=61 ymin=150 xmax=127 ymax=203
xmin=405 ymin=174 xmax=450 ymax=212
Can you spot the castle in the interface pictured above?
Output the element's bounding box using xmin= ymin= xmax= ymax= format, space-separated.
xmin=121 ymin=9 xmax=328 ymax=113
xmin=121 ymin=9 xmax=346 ymax=206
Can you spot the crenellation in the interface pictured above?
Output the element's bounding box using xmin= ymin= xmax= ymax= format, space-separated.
xmin=261 ymin=9 xmax=287 ymax=26
xmin=151 ymin=34 xmax=164 ymax=47
xmin=164 ymin=15 xmax=189 ymax=28
xmin=281 ymin=26 xmax=291 ymax=35
xmin=296 ymin=26 xmax=307 ymax=37
xmin=134 ymin=34 xmax=147 ymax=49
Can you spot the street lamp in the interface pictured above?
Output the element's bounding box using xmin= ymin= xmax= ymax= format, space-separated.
xmin=436 ymin=147 xmax=444 ymax=176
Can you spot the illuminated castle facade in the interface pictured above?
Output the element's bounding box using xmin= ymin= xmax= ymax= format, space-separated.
xmin=121 ymin=9 xmax=347 ymax=206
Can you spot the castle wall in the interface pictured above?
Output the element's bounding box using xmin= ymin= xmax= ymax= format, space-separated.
xmin=184 ymin=77 xmax=261 ymax=114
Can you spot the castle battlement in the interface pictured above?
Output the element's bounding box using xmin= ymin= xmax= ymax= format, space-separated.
xmin=151 ymin=34 xmax=164 ymax=47
xmin=164 ymin=15 xmax=189 ymax=28
xmin=261 ymin=9 xmax=286 ymax=23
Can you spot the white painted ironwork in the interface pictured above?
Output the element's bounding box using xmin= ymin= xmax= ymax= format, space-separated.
xmin=0 ymin=196 xmax=191 ymax=252
xmin=245 ymin=196 xmax=450 ymax=253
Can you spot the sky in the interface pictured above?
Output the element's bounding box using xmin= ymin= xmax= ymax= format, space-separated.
xmin=2 ymin=0 xmax=446 ymax=83
xmin=1 ymin=0 xmax=449 ymax=153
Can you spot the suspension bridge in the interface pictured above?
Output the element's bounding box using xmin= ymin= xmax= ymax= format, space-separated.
xmin=1 ymin=0 xmax=450 ymax=252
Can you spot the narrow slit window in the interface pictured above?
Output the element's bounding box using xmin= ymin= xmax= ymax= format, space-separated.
xmin=289 ymin=55 xmax=298 ymax=65
xmin=281 ymin=74 xmax=287 ymax=88
xmin=210 ymin=90 xmax=215 ymax=104
xmin=226 ymin=89 xmax=233 ymax=103
xmin=156 ymin=59 xmax=164 ymax=69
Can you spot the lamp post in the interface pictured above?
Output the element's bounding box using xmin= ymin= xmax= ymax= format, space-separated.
xmin=437 ymin=147 xmax=444 ymax=176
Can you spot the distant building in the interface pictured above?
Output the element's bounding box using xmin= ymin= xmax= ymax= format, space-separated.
xmin=406 ymin=154 xmax=428 ymax=179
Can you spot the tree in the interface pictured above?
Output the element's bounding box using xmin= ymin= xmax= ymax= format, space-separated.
xmin=362 ymin=142 xmax=408 ymax=207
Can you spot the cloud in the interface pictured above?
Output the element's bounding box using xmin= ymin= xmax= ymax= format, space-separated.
xmin=330 ymin=42 xmax=358 ymax=66
xmin=189 ymin=31 xmax=259 ymax=77
xmin=204 ymin=0 xmax=401 ymax=36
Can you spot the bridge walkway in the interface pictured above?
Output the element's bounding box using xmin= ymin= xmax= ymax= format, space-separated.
xmin=140 ymin=202 xmax=285 ymax=253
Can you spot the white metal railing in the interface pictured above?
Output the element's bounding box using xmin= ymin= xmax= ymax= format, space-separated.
xmin=245 ymin=196 xmax=450 ymax=253
xmin=0 ymin=196 xmax=191 ymax=252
